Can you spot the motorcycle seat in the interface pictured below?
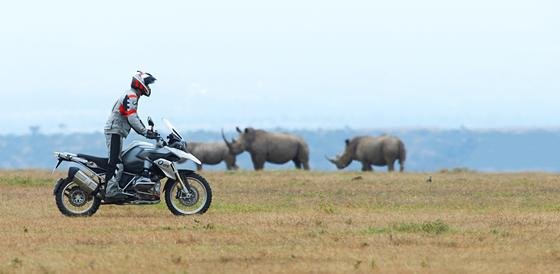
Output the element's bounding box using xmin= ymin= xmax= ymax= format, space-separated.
xmin=77 ymin=154 xmax=110 ymax=170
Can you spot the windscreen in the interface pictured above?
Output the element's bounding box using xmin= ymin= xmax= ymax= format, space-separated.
xmin=162 ymin=118 xmax=183 ymax=140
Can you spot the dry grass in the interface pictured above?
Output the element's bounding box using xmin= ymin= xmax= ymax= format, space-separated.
xmin=1 ymin=170 xmax=560 ymax=273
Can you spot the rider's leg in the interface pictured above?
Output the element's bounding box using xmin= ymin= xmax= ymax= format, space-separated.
xmin=105 ymin=134 xmax=123 ymax=198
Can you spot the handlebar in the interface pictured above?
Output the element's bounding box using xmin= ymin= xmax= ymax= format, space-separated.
xmin=146 ymin=130 xmax=160 ymax=139
xmin=145 ymin=118 xmax=179 ymax=148
xmin=154 ymin=134 xmax=168 ymax=147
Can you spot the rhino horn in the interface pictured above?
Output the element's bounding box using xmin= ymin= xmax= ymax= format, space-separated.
xmin=221 ymin=129 xmax=233 ymax=150
xmin=325 ymin=155 xmax=338 ymax=164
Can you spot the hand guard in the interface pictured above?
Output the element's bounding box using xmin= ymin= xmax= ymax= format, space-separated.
xmin=146 ymin=130 xmax=160 ymax=140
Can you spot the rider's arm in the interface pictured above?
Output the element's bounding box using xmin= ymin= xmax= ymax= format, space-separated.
xmin=120 ymin=94 xmax=148 ymax=136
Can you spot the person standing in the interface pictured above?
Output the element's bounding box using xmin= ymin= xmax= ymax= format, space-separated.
xmin=103 ymin=71 xmax=159 ymax=200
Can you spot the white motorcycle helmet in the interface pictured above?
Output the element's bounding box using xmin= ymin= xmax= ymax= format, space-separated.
xmin=131 ymin=71 xmax=156 ymax=97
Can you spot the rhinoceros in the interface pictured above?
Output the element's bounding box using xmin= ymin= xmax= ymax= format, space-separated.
xmin=222 ymin=127 xmax=310 ymax=170
xmin=327 ymin=135 xmax=406 ymax=172
xmin=186 ymin=141 xmax=239 ymax=171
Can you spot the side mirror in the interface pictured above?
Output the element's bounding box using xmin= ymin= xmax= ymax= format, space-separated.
xmin=147 ymin=116 xmax=154 ymax=127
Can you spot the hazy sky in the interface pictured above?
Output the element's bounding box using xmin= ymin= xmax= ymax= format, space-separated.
xmin=1 ymin=0 xmax=559 ymax=134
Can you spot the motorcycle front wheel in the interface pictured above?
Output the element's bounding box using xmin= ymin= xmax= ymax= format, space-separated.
xmin=164 ymin=172 xmax=212 ymax=215
xmin=54 ymin=178 xmax=101 ymax=217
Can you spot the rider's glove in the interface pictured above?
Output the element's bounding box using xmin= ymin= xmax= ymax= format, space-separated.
xmin=146 ymin=129 xmax=159 ymax=139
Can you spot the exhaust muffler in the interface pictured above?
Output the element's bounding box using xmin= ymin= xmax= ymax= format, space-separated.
xmin=69 ymin=167 xmax=101 ymax=193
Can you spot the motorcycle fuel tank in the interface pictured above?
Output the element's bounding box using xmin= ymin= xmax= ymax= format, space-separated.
xmin=121 ymin=141 xmax=155 ymax=173
xmin=121 ymin=141 xmax=175 ymax=173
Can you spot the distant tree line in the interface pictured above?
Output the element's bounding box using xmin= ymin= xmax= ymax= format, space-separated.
xmin=0 ymin=128 xmax=559 ymax=172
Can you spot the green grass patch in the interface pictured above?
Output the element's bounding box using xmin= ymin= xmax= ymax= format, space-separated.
xmin=366 ymin=227 xmax=391 ymax=234
xmin=211 ymin=201 xmax=278 ymax=213
xmin=366 ymin=219 xmax=451 ymax=235
xmin=0 ymin=175 xmax=54 ymax=186
xmin=398 ymin=219 xmax=450 ymax=234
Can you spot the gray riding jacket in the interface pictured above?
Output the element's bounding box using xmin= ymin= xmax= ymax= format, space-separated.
xmin=104 ymin=88 xmax=148 ymax=138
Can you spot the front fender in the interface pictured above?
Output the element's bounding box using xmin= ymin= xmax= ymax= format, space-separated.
xmin=184 ymin=153 xmax=202 ymax=165
xmin=178 ymin=169 xmax=196 ymax=176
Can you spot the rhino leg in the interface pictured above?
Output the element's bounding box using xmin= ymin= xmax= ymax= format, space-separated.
xmin=387 ymin=161 xmax=395 ymax=172
xmin=361 ymin=162 xmax=373 ymax=172
xmin=251 ymin=154 xmax=266 ymax=170
xmin=297 ymin=144 xmax=310 ymax=171
xmin=225 ymin=163 xmax=232 ymax=170
xmin=293 ymin=158 xmax=302 ymax=169
xmin=225 ymin=162 xmax=239 ymax=170
xmin=225 ymin=155 xmax=236 ymax=170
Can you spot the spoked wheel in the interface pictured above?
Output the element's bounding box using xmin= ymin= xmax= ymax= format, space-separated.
xmin=164 ymin=172 xmax=212 ymax=215
xmin=55 ymin=178 xmax=101 ymax=217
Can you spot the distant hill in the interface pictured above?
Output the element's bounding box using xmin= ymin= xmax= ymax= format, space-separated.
xmin=0 ymin=129 xmax=559 ymax=172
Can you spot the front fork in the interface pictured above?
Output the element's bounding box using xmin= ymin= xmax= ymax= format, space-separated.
xmin=174 ymin=169 xmax=194 ymax=198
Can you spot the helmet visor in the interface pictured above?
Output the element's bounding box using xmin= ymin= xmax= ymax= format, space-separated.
xmin=143 ymin=74 xmax=156 ymax=86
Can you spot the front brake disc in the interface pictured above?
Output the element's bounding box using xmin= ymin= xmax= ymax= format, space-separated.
xmin=177 ymin=188 xmax=199 ymax=206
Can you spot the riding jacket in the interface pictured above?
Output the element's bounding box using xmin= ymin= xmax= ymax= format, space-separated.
xmin=104 ymin=88 xmax=148 ymax=138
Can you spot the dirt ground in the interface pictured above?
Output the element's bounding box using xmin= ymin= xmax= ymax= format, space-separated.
xmin=1 ymin=170 xmax=560 ymax=273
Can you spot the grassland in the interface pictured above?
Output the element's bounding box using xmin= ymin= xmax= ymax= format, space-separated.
xmin=1 ymin=170 xmax=560 ymax=273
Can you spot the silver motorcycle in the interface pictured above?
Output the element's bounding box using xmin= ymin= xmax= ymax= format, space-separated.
xmin=52 ymin=118 xmax=212 ymax=217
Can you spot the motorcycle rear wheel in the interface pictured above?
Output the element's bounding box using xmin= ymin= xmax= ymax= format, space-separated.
xmin=55 ymin=178 xmax=101 ymax=217
xmin=164 ymin=173 xmax=212 ymax=215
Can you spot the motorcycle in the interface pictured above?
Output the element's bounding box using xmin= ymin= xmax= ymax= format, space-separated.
xmin=52 ymin=117 xmax=212 ymax=217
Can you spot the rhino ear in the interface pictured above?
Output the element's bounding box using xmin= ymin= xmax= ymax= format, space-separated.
xmin=236 ymin=127 xmax=242 ymax=133
xmin=245 ymin=127 xmax=256 ymax=134
xmin=345 ymin=139 xmax=350 ymax=145
xmin=244 ymin=128 xmax=256 ymax=141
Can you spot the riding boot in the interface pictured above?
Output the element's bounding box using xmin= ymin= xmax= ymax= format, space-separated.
xmin=105 ymin=163 xmax=124 ymax=199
